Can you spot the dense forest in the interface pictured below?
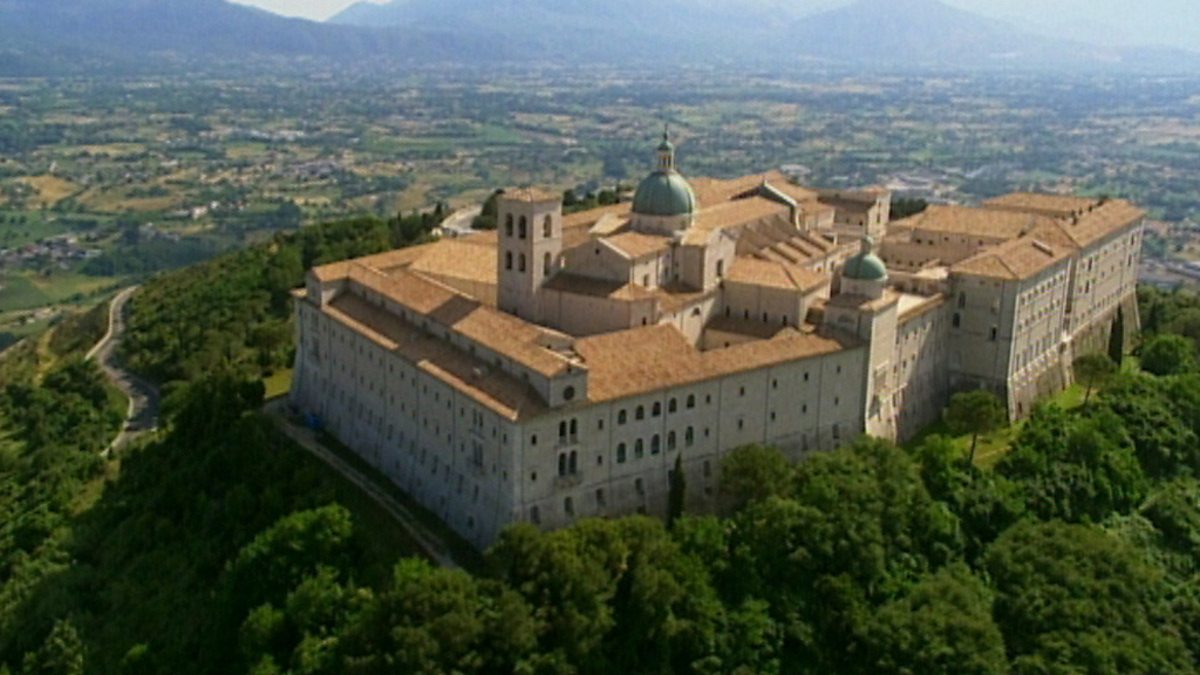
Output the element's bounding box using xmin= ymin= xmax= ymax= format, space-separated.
xmin=6 ymin=218 xmax=1200 ymax=672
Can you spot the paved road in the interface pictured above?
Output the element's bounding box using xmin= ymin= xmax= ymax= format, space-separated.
xmin=265 ymin=399 xmax=462 ymax=569
xmin=439 ymin=205 xmax=483 ymax=238
xmin=88 ymin=286 xmax=160 ymax=456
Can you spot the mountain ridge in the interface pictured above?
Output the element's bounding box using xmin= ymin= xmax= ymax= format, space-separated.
xmin=0 ymin=0 xmax=1195 ymax=75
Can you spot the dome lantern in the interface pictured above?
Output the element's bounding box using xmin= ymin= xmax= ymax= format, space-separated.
xmin=842 ymin=236 xmax=888 ymax=283
xmin=632 ymin=127 xmax=696 ymax=220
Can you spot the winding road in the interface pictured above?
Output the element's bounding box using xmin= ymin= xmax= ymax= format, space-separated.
xmin=86 ymin=286 xmax=461 ymax=566
xmin=87 ymin=286 xmax=160 ymax=456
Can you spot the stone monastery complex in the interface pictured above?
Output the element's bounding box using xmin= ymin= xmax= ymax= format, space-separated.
xmin=290 ymin=132 xmax=1145 ymax=548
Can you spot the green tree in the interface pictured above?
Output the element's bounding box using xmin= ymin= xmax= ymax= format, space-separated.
xmin=912 ymin=435 xmax=1025 ymax=560
xmin=1141 ymin=334 xmax=1197 ymax=376
xmin=728 ymin=439 xmax=960 ymax=672
xmin=21 ymin=620 xmax=85 ymax=675
xmin=986 ymin=520 xmax=1192 ymax=674
xmin=864 ymin=565 xmax=1007 ymax=675
xmin=1099 ymin=373 xmax=1200 ymax=478
xmin=668 ymin=452 xmax=686 ymax=528
xmin=943 ymin=389 xmax=1006 ymax=464
xmin=999 ymin=406 xmax=1147 ymax=523
xmin=1074 ymin=353 xmax=1117 ymax=406
xmin=718 ymin=444 xmax=792 ymax=511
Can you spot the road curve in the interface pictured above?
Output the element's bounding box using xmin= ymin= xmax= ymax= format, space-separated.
xmin=88 ymin=286 xmax=160 ymax=456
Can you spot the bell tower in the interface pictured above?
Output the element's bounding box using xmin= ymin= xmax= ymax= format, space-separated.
xmin=497 ymin=188 xmax=562 ymax=322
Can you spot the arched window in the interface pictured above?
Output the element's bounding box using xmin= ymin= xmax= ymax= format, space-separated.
xmin=544 ymin=252 xmax=552 ymax=276
xmin=543 ymin=215 xmax=553 ymax=238
xmin=635 ymin=439 xmax=644 ymax=459
xmin=518 ymin=216 xmax=527 ymax=239
xmin=617 ymin=443 xmax=627 ymax=463
xmin=958 ymin=292 xmax=966 ymax=308
xmin=564 ymin=496 xmax=574 ymax=515
xmin=519 ymin=254 xmax=526 ymax=272
xmin=618 ymin=410 xmax=627 ymax=425
xmin=569 ymin=451 xmax=577 ymax=474
xmin=558 ymin=453 xmax=566 ymax=476
xmin=505 ymin=214 xmax=514 ymax=237
xmin=716 ymin=260 xmax=725 ymax=278
xmin=559 ymin=421 xmax=567 ymax=438
xmin=668 ymin=398 xmax=677 ymax=413
xmin=652 ymin=402 xmax=661 ymax=417
xmin=685 ymin=426 xmax=695 ymax=446
xmin=686 ymin=395 xmax=696 ymax=409
xmin=636 ymin=405 xmax=645 ymax=420
xmin=569 ymin=419 xmax=578 ymax=436
xmin=667 ymin=431 xmax=676 ymax=450
xmin=651 ymin=434 xmax=660 ymax=454
xmin=505 ymin=251 xmax=513 ymax=270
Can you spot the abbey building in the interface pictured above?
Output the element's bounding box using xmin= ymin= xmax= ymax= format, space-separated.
xmin=290 ymin=133 xmax=1144 ymax=548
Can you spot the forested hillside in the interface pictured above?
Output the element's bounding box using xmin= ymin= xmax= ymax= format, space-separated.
xmin=6 ymin=217 xmax=1200 ymax=672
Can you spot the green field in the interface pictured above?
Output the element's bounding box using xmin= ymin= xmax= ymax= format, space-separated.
xmin=0 ymin=271 xmax=123 ymax=312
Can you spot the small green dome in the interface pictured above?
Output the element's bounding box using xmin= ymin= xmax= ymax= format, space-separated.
xmin=633 ymin=171 xmax=696 ymax=217
xmin=843 ymin=237 xmax=888 ymax=281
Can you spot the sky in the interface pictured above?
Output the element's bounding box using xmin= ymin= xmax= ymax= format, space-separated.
xmin=233 ymin=0 xmax=1199 ymax=49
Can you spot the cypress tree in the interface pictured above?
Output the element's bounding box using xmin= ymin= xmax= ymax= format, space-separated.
xmin=1108 ymin=308 xmax=1125 ymax=365
xmin=667 ymin=453 xmax=686 ymax=527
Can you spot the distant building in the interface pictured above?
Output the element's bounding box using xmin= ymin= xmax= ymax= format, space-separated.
xmin=290 ymin=133 xmax=1144 ymax=548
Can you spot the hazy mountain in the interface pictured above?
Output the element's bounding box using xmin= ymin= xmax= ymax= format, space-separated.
xmin=330 ymin=0 xmax=793 ymax=63
xmin=0 ymin=0 xmax=478 ymax=73
xmin=333 ymin=0 xmax=1198 ymax=71
xmin=0 ymin=0 xmax=1194 ymax=74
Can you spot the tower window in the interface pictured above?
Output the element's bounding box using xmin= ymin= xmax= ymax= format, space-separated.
xmin=544 ymin=252 xmax=552 ymax=276
xmin=505 ymin=214 xmax=514 ymax=237
xmin=543 ymin=215 xmax=553 ymax=238
xmin=519 ymin=254 xmax=526 ymax=272
xmin=518 ymin=216 xmax=527 ymax=239
xmin=505 ymin=251 xmax=513 ymax=270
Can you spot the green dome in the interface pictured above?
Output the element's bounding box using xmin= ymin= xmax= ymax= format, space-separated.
xmin=632 ymin=171 xmax=696 ymax=217
xmin=843 ymin=237 xmax=888 ymax=281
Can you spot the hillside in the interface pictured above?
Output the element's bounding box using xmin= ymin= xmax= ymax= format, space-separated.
xmin=0 ymin=0 xmax=478 ymax=73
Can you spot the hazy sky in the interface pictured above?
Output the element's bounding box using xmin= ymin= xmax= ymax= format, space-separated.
xmin=233 ymin=0 xmax=1199 ymax=49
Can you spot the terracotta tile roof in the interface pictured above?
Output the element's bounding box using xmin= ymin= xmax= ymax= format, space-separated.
xmin=951 ymin=235 xmax=1072 ymax=281
xmin=705 ymin=316 xmax=790 ymax=340
xmin=324 ymin=293 xmax=544 ymax=420
xmin=1059 ymin=200 xmax=1145 ymax=247
xmin=543 ymin=273 xmax=657 ymax=302
xmin=692 ymin=197 xmax=790 ymax=234
xmin=503 ymin=187 xmax=560 ymax=203
xmin=726 ymin=256 xmax=829 ymax=292
xmin=408 ymin=238 xmax=498 ymax=284
xmin=574 ymin=324 xmax=857 ymax=402
xmin=982 ymin=192 xmax=1100 ymax=217
xmin=603 ymin=231 xmax=673 ymax=259
xmin=690 ymin=170 xmax=817 ymax=208
xmin=897 ymin=293 xmax=946 ymax=323
xmin=563 ymin=202 xmax=632 ymax=229
xmin=901 ymin=204 xmax=1054 ymax=239
xmin=339 ymin=264 xmax=574 ymax=378
xmin=655 ymin=282 xmax=715 ymax=314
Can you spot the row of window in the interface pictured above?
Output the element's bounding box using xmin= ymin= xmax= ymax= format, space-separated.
xmin=503 ymin=213 xmax=554 ymax=240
